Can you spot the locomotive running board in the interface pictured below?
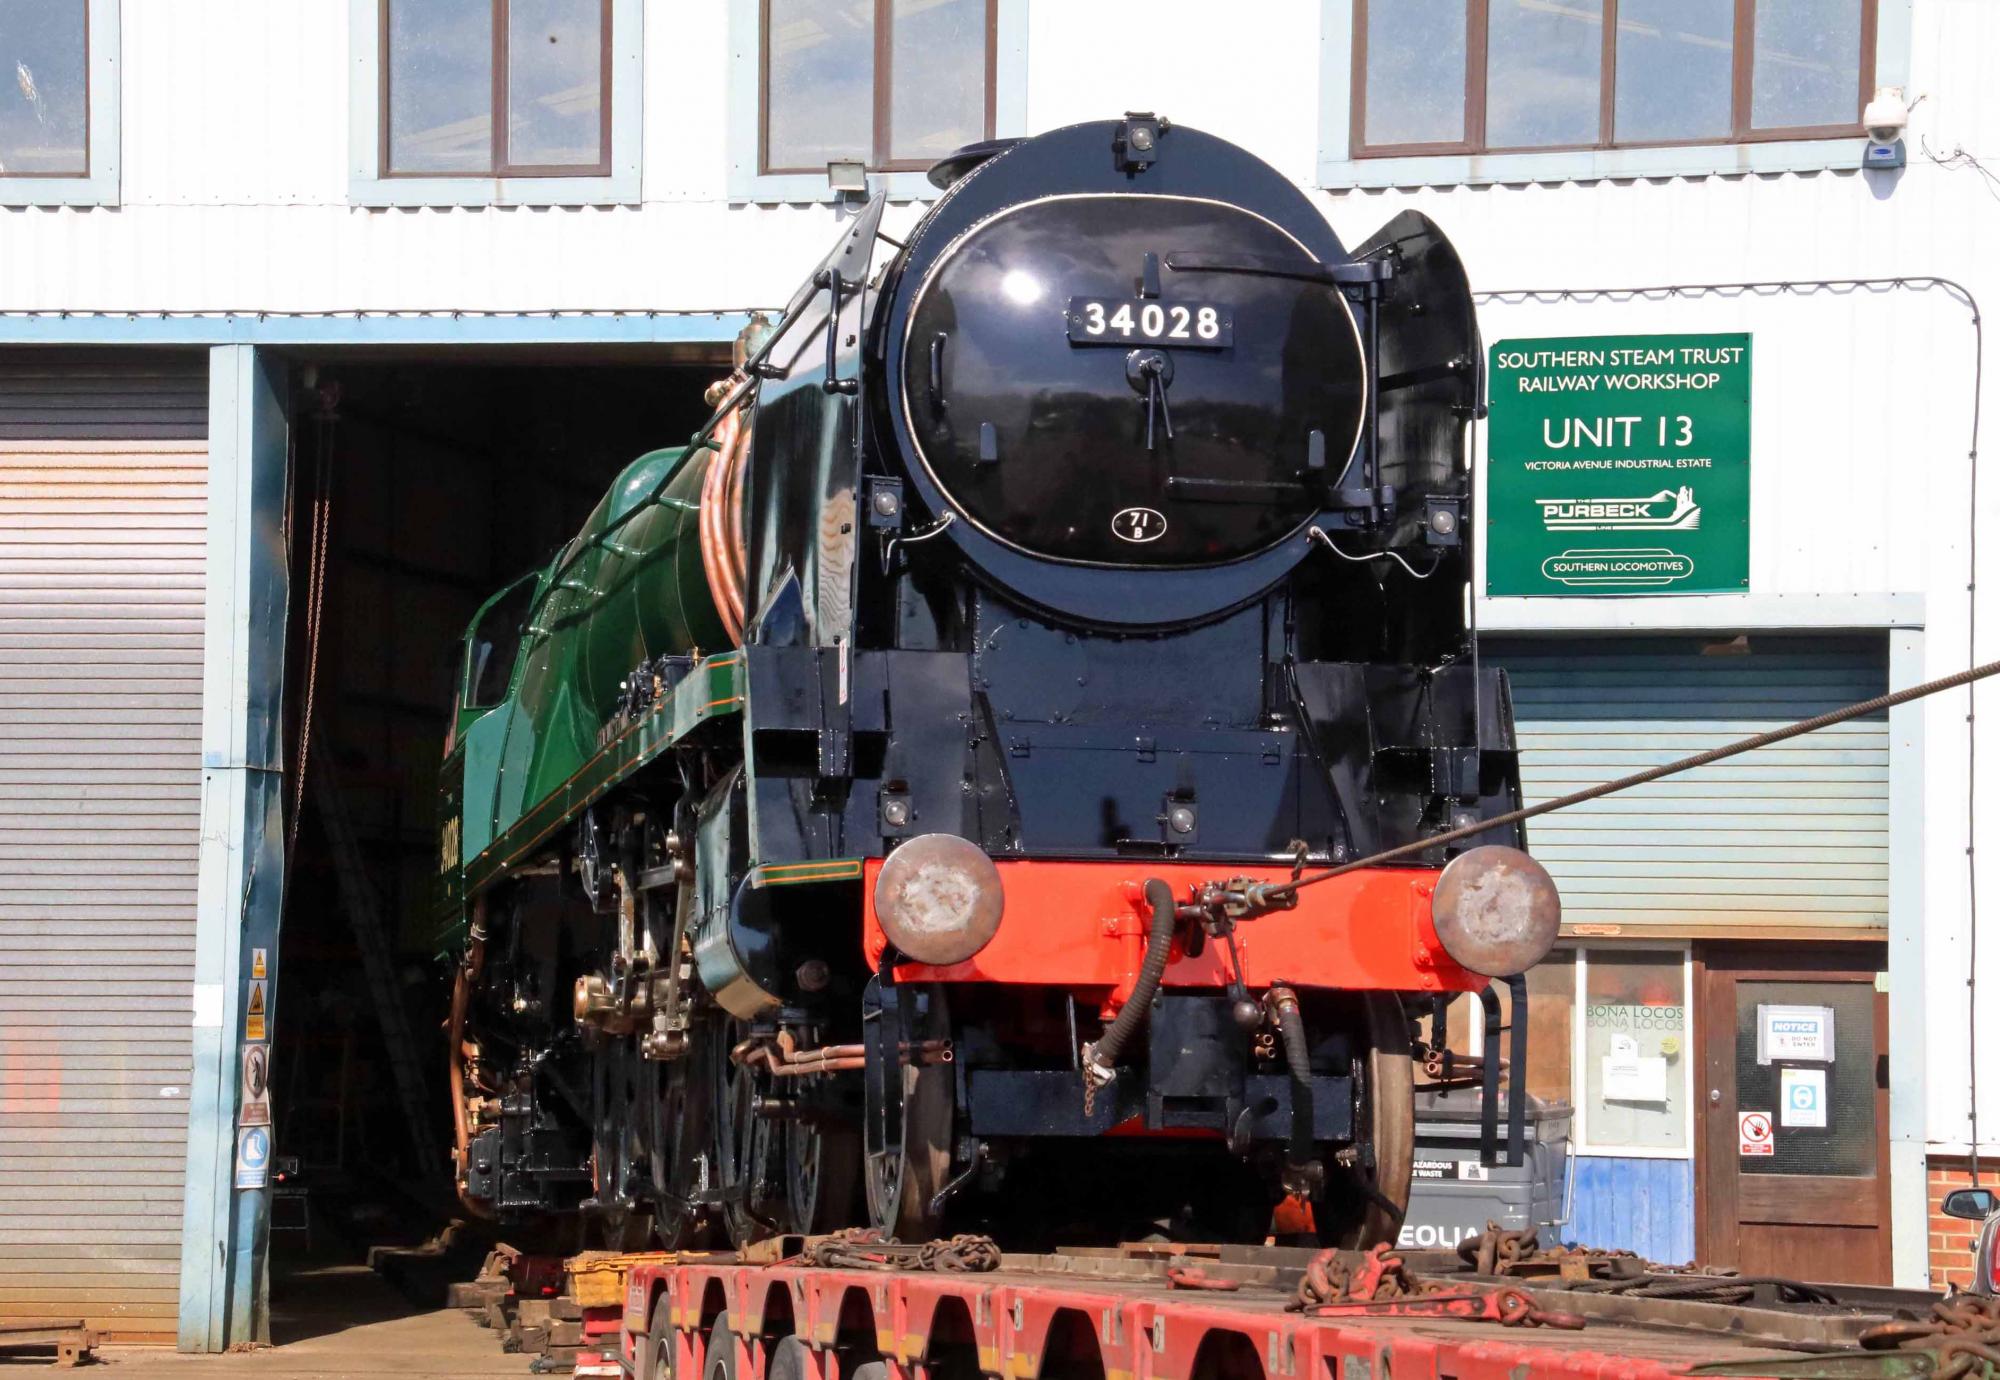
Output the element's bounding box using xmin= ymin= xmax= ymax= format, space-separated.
xmin=461 ymin=652 xmax=746 ymax=896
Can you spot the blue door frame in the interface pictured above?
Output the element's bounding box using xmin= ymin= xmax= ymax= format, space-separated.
xmin=178 ymin=345 xmax=290 ymax=1350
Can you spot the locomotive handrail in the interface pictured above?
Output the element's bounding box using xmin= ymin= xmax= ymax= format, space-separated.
xmin=1165 ymin=249 xmax=1396 ymax=287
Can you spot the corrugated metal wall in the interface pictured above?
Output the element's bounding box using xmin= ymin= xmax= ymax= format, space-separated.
xmin=1492 ymin=637 xmax=1890 ymax=932
xmin=0 ymin=353 xmax=207 ymax=1341
xmin=0 ymin=353 xmax=208 ymax=441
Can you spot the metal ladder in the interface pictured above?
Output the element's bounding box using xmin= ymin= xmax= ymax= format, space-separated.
xmin=310 ymin=747 xmax=448 ymax=1182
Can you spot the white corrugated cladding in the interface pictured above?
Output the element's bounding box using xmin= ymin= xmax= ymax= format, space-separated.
xmin=0 ymin=352 xmax=207 ymax=1340
xmin=1491 ymin=637 xmax=1889 ymax=933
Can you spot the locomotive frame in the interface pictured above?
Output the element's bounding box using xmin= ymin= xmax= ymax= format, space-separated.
xmin=436 ymin=115 xmax=1553 ymax=1253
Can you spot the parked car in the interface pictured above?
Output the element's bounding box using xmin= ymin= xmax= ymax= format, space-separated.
xmin=1943 ymin=1187 xmax=2000 ymax=1293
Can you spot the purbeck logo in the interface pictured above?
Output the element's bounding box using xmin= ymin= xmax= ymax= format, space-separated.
xmin=1536 ymin=485 xmax=1701 ymax=532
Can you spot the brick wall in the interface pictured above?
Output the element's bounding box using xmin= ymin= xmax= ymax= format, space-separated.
xmin=1929 ymin=1157 xmax=1994 ymax=1290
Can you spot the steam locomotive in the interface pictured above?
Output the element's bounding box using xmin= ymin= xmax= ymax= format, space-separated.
xmin=436 ymin=116 xmax=1558 ymax=1250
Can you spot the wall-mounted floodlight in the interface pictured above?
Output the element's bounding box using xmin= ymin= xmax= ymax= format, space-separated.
xmin=827 ymin=160 xmax=869 ymax=196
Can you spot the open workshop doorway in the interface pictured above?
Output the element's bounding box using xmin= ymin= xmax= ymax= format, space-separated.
xmin=266 ymin=348 xmax=727 ymax=1282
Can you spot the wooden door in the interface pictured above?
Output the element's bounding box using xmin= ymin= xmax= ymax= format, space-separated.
xmin=1695 ymin=943 xmax=1891 ymax=1283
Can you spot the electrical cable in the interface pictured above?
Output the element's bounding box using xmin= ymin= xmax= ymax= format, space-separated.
xmin=881 ymin=511 xmax=955 ymax=573
xmin=1308 ymin=524 xmax=1438 ymax=580
xmin=1470 ymin=273 xmax=1984 ymax=1181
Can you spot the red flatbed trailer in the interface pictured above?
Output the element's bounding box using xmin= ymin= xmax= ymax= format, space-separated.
xmin=609 ymin=1244 xmax=1941 ymax=1380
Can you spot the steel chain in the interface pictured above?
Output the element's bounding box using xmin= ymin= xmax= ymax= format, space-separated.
xmin=1457 ymin=1222 xmax=1543 ymax=1277
xmin=1293 ymin=1243 xmax=1437 ymax=1311
xmin=804 ymin=1228 xmax=1000 ymax=1275
xmin=1862 ymin=1296 xmax=2000 ymax=1380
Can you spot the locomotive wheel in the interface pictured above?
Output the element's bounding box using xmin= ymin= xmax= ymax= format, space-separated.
xmin=711 ymin=1016 xmax=785 ymax=1246
xmin=1316 ymin=992 xmax=1415 ymax=1249
xmin=786 ymin=1108 xmax=861 ymax=1235
xmin=863 ymin=980 xmax=953 ymax=1240
xmin=711 ymin=1013 xmax=857 ymax=1242
xmin=653 ymin=1053 xmax=711 ymax=1248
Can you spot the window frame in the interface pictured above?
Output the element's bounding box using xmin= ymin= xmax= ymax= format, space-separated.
xmin=1318 ymin=0 xmax=1912 ymax=187
xmin=349 ymin=0 xmax=642 ymax=207
xmin=758 ymin=0 xmax=998 ymax=177
xmin=0 ymin=0 xmax=120 ymax=208
xmin=379 ymin=0 xmax=614 ymax=181
xmin=730 ymin=0 xmax=1029 ymax=204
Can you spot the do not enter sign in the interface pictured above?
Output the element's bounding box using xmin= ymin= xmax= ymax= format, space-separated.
xmin=1738 ymin=1110 xmax=1775 ymax=1156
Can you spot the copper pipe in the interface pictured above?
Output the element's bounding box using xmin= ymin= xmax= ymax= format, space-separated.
xmin=730 ymin=1037 xmax=951 ymax=1078
xmin=765 ymin=1055 xmax=867 ymax=1076
xmin=718 ymin=417 xmax=746 ymax=636
xmin=696 ymin=402 xmax=752 ymax=646
xmin=723 ymin=417 xmax=750 ymax=629
xmin=717 ymin=414 xmax=749 ymax=636
xmin=697 ymin=411 xmax=738 ymax=644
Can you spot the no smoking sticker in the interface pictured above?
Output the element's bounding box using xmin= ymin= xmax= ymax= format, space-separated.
xmin=1738 ymin=1109 xmax=1774 ymax=1156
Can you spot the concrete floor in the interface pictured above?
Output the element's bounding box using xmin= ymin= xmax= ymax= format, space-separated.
xmin=87 ymin=1266 xmax=536 ymax=1379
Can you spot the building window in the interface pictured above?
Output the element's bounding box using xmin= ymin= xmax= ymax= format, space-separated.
xmin=0 ymin=1 xmax=87 ymax=176
xmin=0 ymin=0 xmax=118 ymax=206
xmin=761 ymin=0 xmax=995 ymax=176
xmin=349 ymin=0 xmax=640 ymax=207
xmin=382 ymin=0 xmax=610 ymax=176
xmin=1354 ymin=0 xmax=1875 ymax=157
xmin=1574 ymin=947 xmax=1692 ymax=1155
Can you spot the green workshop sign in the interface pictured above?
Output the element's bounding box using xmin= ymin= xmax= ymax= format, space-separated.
xmin=1486 ymin=333 xmax=1751 ymax=596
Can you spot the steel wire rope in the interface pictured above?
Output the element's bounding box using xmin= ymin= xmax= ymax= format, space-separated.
xmin=1462 ymin=273 xmax=1986 ymax=1181
xmin=1263 ymin=655 xmax=2000 ymax=900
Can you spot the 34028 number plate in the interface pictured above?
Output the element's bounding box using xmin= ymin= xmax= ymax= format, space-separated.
xmin=1065 ymin=297 xmax=1233 ymax=348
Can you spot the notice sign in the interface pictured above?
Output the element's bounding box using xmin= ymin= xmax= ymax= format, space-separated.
xmin=1486 ymin=334 xmax=1752 ymax=596
xmin=1757 ymin=1003 xmax=1834 ymax=1064
xmin=1739 ymin=1110 xmax=1775 ymax=1156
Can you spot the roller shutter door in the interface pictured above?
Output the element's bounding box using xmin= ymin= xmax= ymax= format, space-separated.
xmin=0 ymin=351 xmax=207 ymax=1341
xmin=1489 ymin=636 xmax=1890 ymax=933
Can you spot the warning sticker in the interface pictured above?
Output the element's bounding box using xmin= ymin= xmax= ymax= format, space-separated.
xmin=1738 ymin=1109 xmax=1775 ymax=1156
xmin=245 ymin=980 xmax=267 ymax=1042
xmin=1412 ymin=1158 xmax=1495 ymax=1182
xmin=251 ymin=948 xmax=267 ymax=981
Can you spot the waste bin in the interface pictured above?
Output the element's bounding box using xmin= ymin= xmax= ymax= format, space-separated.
xmin=1397 ymin=1088 xmax=1572 ymax=1251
